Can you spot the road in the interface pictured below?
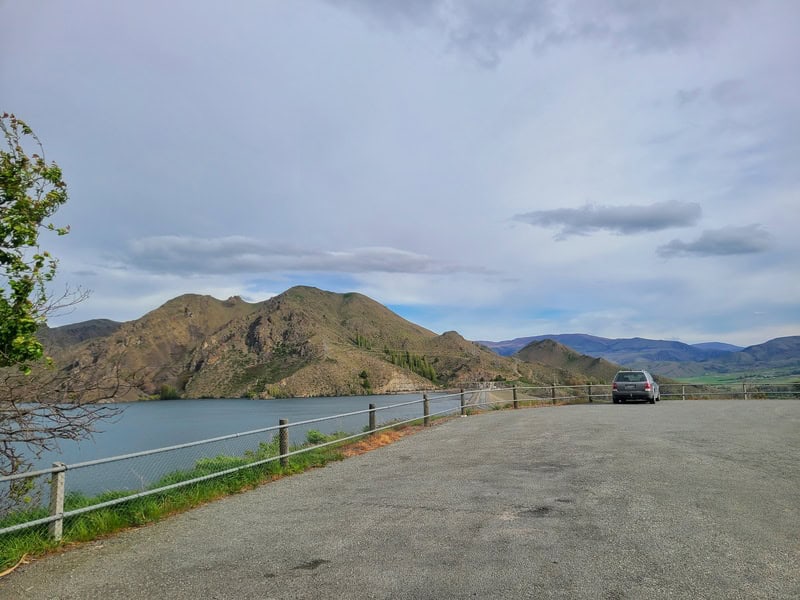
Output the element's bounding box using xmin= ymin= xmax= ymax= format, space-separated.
xmin=3 ymin=400 xmax=799 ymax=599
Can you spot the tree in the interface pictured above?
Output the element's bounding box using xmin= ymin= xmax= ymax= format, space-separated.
xmin=0 ymin=114 xmax=122 ymax=485
xmin=0 ymin=113 xmax=68 ymax=371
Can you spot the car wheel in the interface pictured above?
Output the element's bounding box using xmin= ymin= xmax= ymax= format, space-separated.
xmin=649 ymin=396 xmax=656 ymax=404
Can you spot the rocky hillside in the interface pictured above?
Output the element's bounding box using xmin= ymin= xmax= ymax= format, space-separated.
xmin=48 ymin=294 xmax=262 ymax=400
xmin=45 ymin=286 xmax=593 ymax=400
xmin=513 ymin=339 xmax=622 ymax=383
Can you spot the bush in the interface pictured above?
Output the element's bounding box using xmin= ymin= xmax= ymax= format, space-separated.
xmin=306 ymin=430 xmax=329 ymax=445
xmin=159 ymin=385 xmax=180 ymax=400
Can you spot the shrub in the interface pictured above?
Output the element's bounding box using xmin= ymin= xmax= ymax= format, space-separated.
xmin=159 ymin=385 xmax=180 ymax=400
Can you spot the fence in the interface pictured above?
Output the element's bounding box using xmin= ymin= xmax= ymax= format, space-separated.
xmin=1 ymin=391 xmax=466 ymax=541
xmin=2 ymin=382 xmax=798 ymax=543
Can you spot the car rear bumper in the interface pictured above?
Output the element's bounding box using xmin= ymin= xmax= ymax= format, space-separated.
xmin=612 ymin=392 xmax=654 ymax=401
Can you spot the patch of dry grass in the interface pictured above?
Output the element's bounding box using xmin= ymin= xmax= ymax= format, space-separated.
xmin=340 ymin=426 xmax=425 ymax=457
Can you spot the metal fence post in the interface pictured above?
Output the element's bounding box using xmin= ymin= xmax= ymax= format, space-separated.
xmin=423 ymin=394 xmax=430 ymax=426
xmin=682 ymin=385 xmax=686 ymax=401
xmin=743 ymin=383 xmax=748 ymax=401
xmin=460 ymin=389 xmax=466 ymax=416
xmin=513 ymin=386 xmax=519 ymax=409
xmin=369 ymin=403 xmax=376 ymax=434
xmin=551 ymin=385 xmax=556 ymax=405
xmin=279 ymin=419 xmax=289 ymax=468
xmin=49 ymin=462 xmax=66 ymax=541
xmin=587 ymin=384 xmax=592 ymax=403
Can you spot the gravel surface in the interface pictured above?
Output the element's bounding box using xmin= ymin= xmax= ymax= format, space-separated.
xmin=3 ymin=400 xmax=799 ymax=599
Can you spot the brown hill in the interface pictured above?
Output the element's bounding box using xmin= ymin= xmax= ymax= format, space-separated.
xmin=514 ymin=339 xmax=621 ymax=383
xmin=44 ymin=286 xmax=606 ymax=400
xmin=50 ymin=294 xmax=261 ymax=400
xmin=177 ymin=287 xmax=545 ymax=398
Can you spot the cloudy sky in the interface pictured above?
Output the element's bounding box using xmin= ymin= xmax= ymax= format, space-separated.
xmin=2 ymin=0 xmax=798 ymax=346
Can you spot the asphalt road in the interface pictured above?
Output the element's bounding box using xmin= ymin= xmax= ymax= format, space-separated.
xmin=3 ymin=400 xmax=799 ymax=599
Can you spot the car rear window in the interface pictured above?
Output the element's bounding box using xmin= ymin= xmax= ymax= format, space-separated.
xmin=615 ymin=372 xmax=646 ymax=382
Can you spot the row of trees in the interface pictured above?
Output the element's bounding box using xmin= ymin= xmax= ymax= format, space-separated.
xmin=384 ymin=348 xmax=437 ymax=382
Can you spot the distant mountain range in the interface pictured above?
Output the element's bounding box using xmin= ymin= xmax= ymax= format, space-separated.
xmin=477 ymin=334 xmax=800 ymax=379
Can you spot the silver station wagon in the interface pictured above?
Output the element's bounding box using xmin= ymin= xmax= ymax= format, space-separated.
xmin=612 ymin=370 xmax=660 ymax=404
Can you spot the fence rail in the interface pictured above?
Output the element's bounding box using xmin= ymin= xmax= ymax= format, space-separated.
xmin=2 ymin=382 xmax=798 ymax=540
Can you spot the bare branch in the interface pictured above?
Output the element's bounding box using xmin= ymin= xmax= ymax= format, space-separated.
xmin=0 ymin=356 xmax=135 ymax=478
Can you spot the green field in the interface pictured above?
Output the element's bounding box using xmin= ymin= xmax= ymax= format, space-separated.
xmin=676 ymin=369 xmax=800 ymax=385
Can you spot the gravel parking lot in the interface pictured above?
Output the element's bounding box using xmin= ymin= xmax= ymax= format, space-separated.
xmin=3 ymin=400 xmax=799 ymax=599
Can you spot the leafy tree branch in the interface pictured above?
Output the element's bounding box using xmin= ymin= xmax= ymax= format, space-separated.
xmin=0 ymin=113 xmax=69 ymax=372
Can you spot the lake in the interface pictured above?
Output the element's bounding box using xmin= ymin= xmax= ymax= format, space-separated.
xmin=23 ymin=393 xmax=464 ymax=496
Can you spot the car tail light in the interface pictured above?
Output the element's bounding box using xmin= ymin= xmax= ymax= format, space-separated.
xmin=612 ymin=382 xmax=618 ymax=390
xmin=644 ymin=382 xmax=652 ymax=391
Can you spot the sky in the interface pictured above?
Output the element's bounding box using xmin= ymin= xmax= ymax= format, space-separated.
xmin=2 ymin=0 xmax=798 ymax=347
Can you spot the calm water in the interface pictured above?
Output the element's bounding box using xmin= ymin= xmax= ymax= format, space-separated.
xmin=25 ymin=393 xmax=462 ymax=495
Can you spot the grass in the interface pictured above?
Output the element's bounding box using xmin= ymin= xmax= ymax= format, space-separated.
xmin=677 ymin=374 xmax=800 ymax=385
xmin=674 ymin=367 xmax=800 ymax=385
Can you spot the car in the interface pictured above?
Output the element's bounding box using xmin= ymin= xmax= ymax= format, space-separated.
xmin=612 ymin=370 xmax=660 ymax=404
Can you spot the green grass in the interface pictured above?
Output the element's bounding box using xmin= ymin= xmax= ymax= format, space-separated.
xmin=675 ymin=368 xmax=800 ymax=385
xmin=679 ymin=375 xmax=800 ymax=385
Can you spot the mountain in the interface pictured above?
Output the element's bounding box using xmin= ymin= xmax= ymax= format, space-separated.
xmin=48 ymin=294 xmax=263 ymax=399
xmin=691 ymin=342 xmax=743 ymax=353
xmin=37 ymin=319 xmax=122 ymax=350
xmin=479 ymin=334 xmax=800 ymax=379
xmin=44 ymin=286 xmax=601 ymax=400
xmin=513 ymin=339 xmax=622 ymax=383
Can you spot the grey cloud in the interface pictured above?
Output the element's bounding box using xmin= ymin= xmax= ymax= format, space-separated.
xmin=710 ymin=79 xmax=748 ymax=106
xmin=514 ymin=201 xmax=702 ymax=238
xmin=675 ymin=79 xmax=747 ymax=109
xmin=326 ymin=0 xmax=739 ymax=65
xmin=125 ymin=236 xmax=480 ymax=276
xmin=327 ymin=0 xmax=552 ymax=67
xmin=570 ymin=0 xmax=740 ymax=53
xmin=676 ymin=87 xmax=702 ymax=107
xmin=657 ymin=225 xmax=771 ymax=257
